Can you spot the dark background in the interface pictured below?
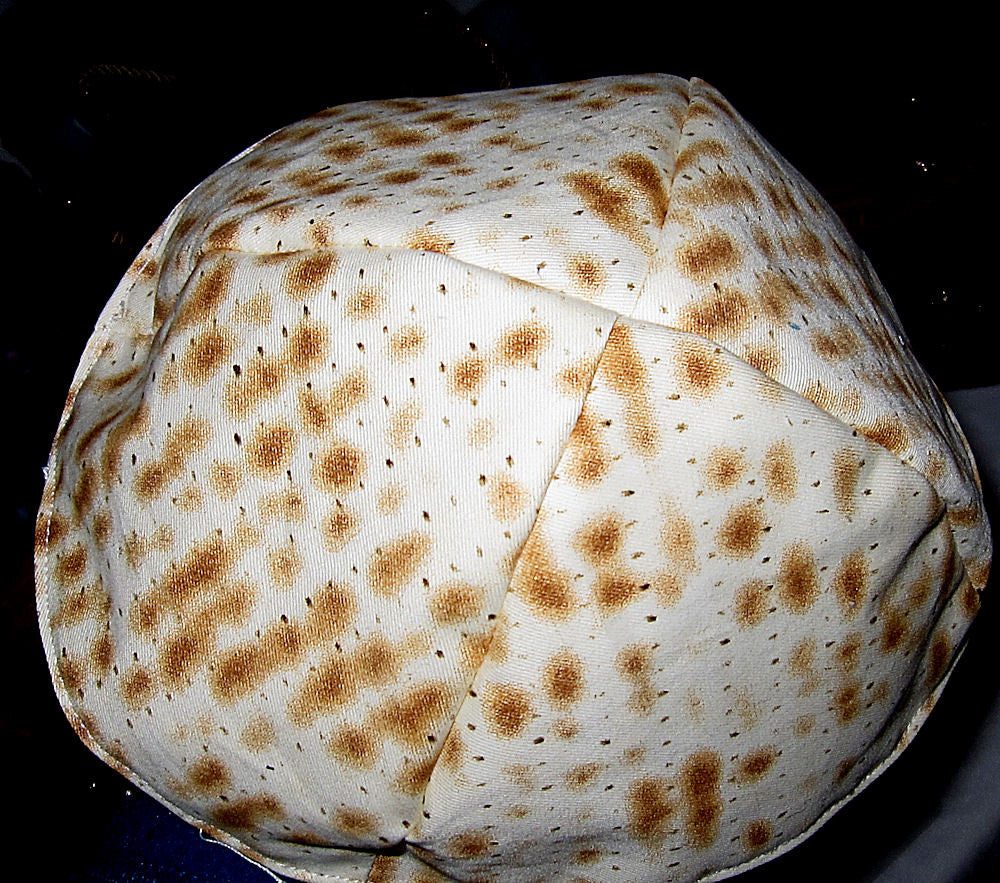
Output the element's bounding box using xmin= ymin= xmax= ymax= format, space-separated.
xmin=1 ymin=2 xmax=996 ymax=880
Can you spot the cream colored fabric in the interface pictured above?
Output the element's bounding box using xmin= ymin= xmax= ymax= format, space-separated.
xmin=35 ymin=74 xmax=990 ymax=882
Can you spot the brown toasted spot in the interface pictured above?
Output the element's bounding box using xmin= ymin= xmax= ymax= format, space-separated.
xmin=762 ymin=440 xmax=797 ymax=503
xmin=794 ymin=714 xmax=816 ymax=737
xmin=188 ymin=756 xmax=231 ymax=793
xmin=811 ymin=325 xmax=861 ymax=363
xmin=834 ymin=756 xmax=858 ymax=785
xmin=612 ymin=152 xmax=669 ymax=223
xmin=778 ymin=541 xmax=819 ymax=613
xmin=89 ymin=630 xmax=114 ymax=677
xmin=567 ymin=253 xmax=607 ymax=295
xmin=564 ymin=170 xmax=646 ymax=248
xmin=209 ymin=460 xmax=242 ymax=499
xmin=961 ymin=579 xmax=981 ymax=620
xmin=735 ymin=746 xmax=779 ymax=784
xmin=674 ymin=138 xmax=729 ymax=170
xmin=287 ymin=253 xmax=337 ymax=296
xmin=744 ymin=342 xmax=780 ymax=378
xmin=860 ymin=414 xmax=909 ymax=456
xmin=497 ymin=321 xmax=550 ymax=367
xmin=58 ymin=655 xmax=85 ymax=695
xmin=388 ymin=324 xmax=427 ymax=360
xmin=626 ymin=777 xmax=674 ymax=849
xmin=380 ymin=169 xmax=423 ymax=186
xmin=678 ymin=285 xmax=751 ymax=341
xmin=742 ymin=819 xmax=773 ymax=853
xmin=180 ymin=328 xmax=234 ymax=386
xmin=485 ymin=175 xmax=520 ymax=191
xmin=313 ymin=440 xmax=366 ymax=493
xmin=176 ymin=257 xmax=235 ymax=329
xmin=676 ymin=172 xmax=761 ymax=212
xmin=661 ymin=505 xmax=698 ymax=573
xmin=53 ymin=579 xmax=112 ymax=629
xmin=373 ymin=125 xmax=430 ymax=149
xmin=416 ymin=109 xmax=454 ymax=124
xmin=756 ymin=271 xmax=808 ymax=325
xmin=594 ymin=567 xmax=642 ymax=613
xmin=542 ymin=648 xmax=585 ymax=710
xmin=833 ymin=680 xmax=862 ymax=725
xmin=224 ymin=320 xmax=329 ymax=418
xmin=676 ymin=340 xmax=728 ymax=396
xmin=948 ymin=504 xmax=981 ymax=529
xmin=323 ymin=140 xmax=366 ymax=163
xmin=574 ymin=511 xmax=625 ymax=567
xmin=321 ymin=505 xmax=360 ymax=552
xmin=71 ymin=465 xmax=98 ymax=521
xmin=429 ymin=581 xmax=485 ymax=625
xmin=602 ymin=323 xmax=658 ymax=456
xmin=211 ymin=619 xmax=307 ymax=705
xmin=486 ymin=473 xmax=529 ymax=522
xmin=448 ymin=353 xmax=488 ymax=397
xmin=927 ymin=631 xmax=952 ymax=686
xmin=287 ymin=319 xmax=330 ymax=369
xmin=785 ymin=228 xmax=827 ymax=265
xmin=834 ymin=632 xmax=864 ymax=673
xmin=511 ymin=530 xmax=575 ymax=618
xmin=675 ymin=229 xmax=741 ymax=282
xmin=38 ymin=509 xmax=69 ymax=554
xmin=300 ymin=368 xmax=370 ymax=435
xmin=717 ymin=500 xmax=765 ymax=559
xmin=286 ymin=654 xmax=358 ymax=725
xmin=246 ymin=422 xmax=296 ymax=476
xmin=345 ymin=287 xmax=383 ymax=320
xmin=448 ymin=830 xmax=490 ymax=859
xmin=120 ymin=664 xmax=155 ymax=710
xmin=404 ymin=229 xmax=454 ymax=255
xmin=390 ymin=756 xmax=437 ymax=799
xmin=268 ymin=542 xmax=303 ymax=588
xmin=734 ymin=579 xmax=771 ymax=627
xmin=54 ymin=543 xmax=89 ymax=587
xmin=616 ymin=644 xmax=657 ymax=714
xmin=833 ymin=551 xmax=868 ymax=619
xmin=906 ymin=566 xmax=934 ymax=612
xmin=704 ymin=446 xmax=747 ymax=492
xmin=133 ymin=415 xmax=212 ymax=504
xmin=832 ymin=447 xmax=862 ymax=519
xmin=158 ymin=630 xmax=213 ymax=686
xmin=483 ymin=682 xmax=533 ymax=739
xmin=368 ymin=531 xmax=432 ymax=596
xmin=565 ymin=762 xmax=604 ymax=792
xmin=375 ymin=680 xmax=451 ymax=748
xmin=439 ymin=730 xmax=464 ymax=774
xmin=680 ymin=749 xmax=722 ymax=850
xmin=653 ymin=570 xmax=685 ymax=608
xmin=421 ymin=150 xmax=462 ymax=167
xmin=564 ymin=408 xmax=612 ymax=486
xmin=334 ymin=807 xmax=379 ymax=838
xmin=303 ymin=580 xmax=358 ymax=642
xmin=214 ymin=794 xmax=283 ymax=830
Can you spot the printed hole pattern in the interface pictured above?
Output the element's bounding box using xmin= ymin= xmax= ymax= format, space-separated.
xmin=36 ymin=73 xmax=990 ymax=883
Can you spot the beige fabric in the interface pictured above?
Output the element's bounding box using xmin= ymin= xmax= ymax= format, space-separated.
xmin=35 ymin=74 xmax=990 ymax=882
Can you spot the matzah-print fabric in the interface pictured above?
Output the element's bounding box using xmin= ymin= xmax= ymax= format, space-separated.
xmin=35 ymin=74 xmax=991 ymax=882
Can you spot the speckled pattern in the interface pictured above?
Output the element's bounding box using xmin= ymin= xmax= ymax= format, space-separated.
xmin=35 ymin=74 xmax=991 ymax=882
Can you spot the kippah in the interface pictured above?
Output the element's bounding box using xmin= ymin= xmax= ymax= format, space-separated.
xmin=35 ymin=74 xmax=991 ymax=882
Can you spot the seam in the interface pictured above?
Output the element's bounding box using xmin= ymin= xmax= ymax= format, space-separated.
xmin=402 ymin=318 xmax=618 ymax=872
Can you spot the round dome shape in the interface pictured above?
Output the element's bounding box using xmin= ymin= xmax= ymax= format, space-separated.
xmin=35 ymin=74 xmax=991 ymax=882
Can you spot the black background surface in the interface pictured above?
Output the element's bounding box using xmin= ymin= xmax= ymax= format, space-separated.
xmin=1 ymin=2 xmax=996 ymax=880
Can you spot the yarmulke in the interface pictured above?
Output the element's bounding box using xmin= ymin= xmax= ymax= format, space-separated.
xmin=35 ymin=74 xmax=991 ymax=882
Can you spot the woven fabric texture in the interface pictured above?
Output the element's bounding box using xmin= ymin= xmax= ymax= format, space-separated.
xmin=35 ymin=74 xmax=991 ymax=882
